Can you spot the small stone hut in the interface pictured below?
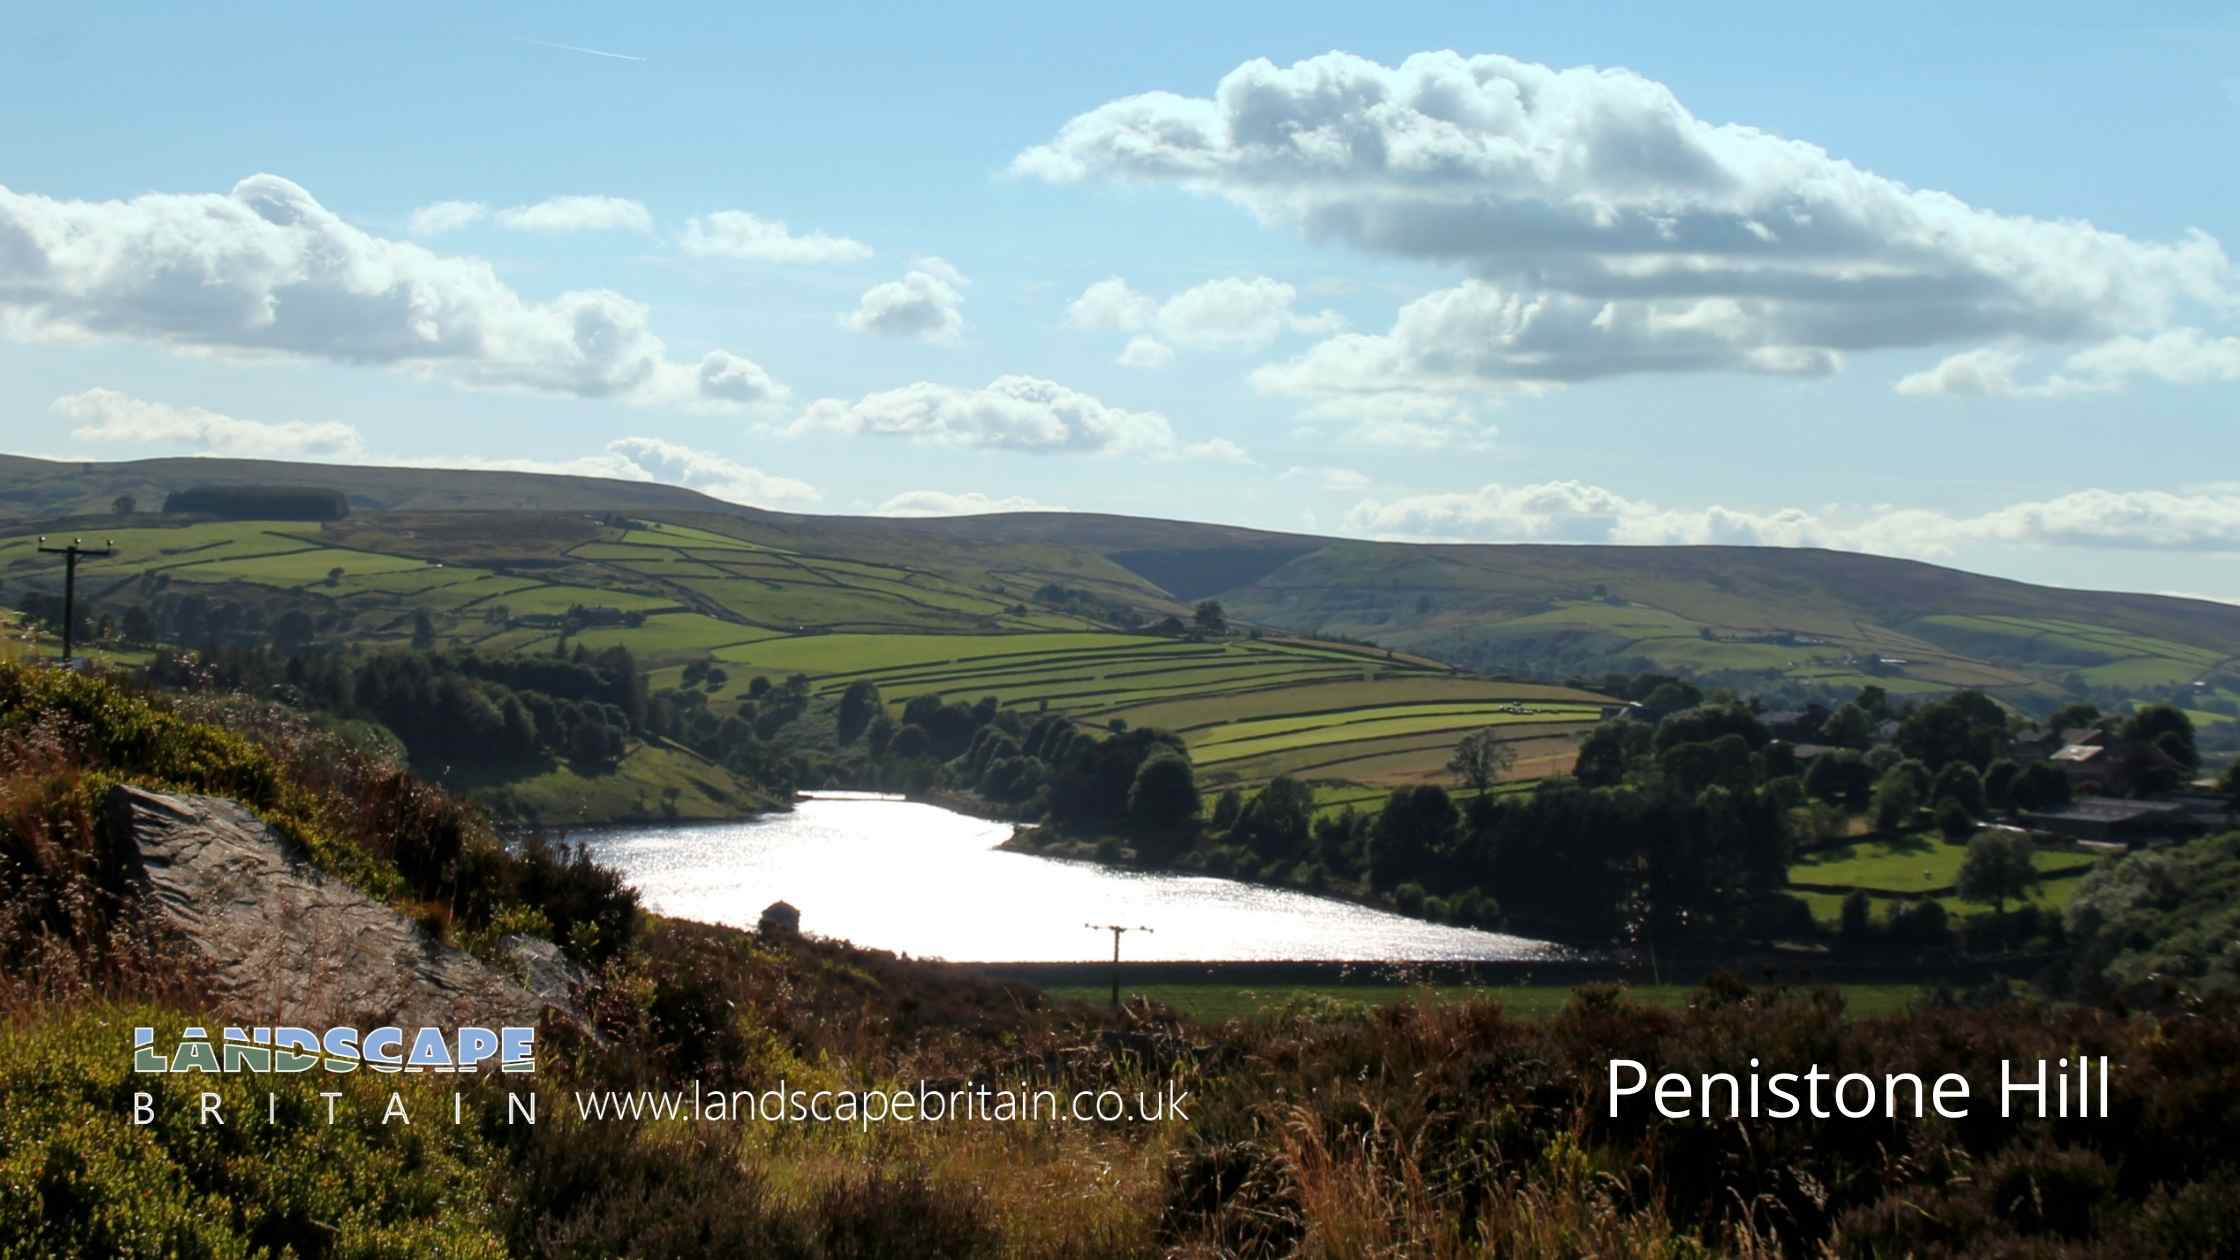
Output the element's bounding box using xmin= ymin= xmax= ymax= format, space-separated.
xmin=759 ymin=900 xmax=801 ymax=936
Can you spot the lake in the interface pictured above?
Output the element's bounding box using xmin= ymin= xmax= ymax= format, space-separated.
xmin=577 ymin=795 xmax=1567 ymax=963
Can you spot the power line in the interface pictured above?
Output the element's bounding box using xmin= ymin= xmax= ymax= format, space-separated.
xmin=1085 ymin=922 xmax=1153 ymax=1009
xmin=34 ymin=536 xmax=117 ymax=663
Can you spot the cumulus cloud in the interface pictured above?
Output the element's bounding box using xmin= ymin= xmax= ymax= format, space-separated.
xmin=53 ymin=388 xmax=365 ymax=458
xmin=0 ymin=174 xmax=779 ymax=411
xmin=1018 ymin=51 xmax=2236 ymax=410
xmin=1340 ymin=481 xmax=2240 ymax=556
xmin=598 ymin=436 xmax=818 ymax=506
xmin=785 ymin=374 xmax=1239 ymax=460
xmin=495 ymin=195 xmax=651 ymax=232
xmin=409 ymin=195 xmax=651 ymax=235
xmin=1116 ymin=335 xmax=1173 ymax=369
xmin=678 ymin=210 xmax=873 ymax=263
xmin=873 ymin=489 xmax=1067 ymax=517
xmin=1900 ymin=330 xmax=2240 ymax=398
xmin=1065 ymin=274 xmax=1342 ymax=352
xmin=40 ymin=386 xmax=818 ymax=508
xmin=408 ymin=200 xmax=489 ymax=237
xmin=845 ymin=259 xmax=967 ymax=343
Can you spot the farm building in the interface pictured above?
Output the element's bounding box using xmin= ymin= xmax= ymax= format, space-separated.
xmin=1758 ymin=706 xmax=1827 ymax=741
xmin=2019 ymin=796 xmax=2202 ymax=844
xmin=2048 ymin=739 xmax=2189 ymax=798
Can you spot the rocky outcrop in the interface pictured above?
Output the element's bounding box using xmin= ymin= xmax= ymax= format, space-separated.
xmin=105 ymin=784 xmax=574 ymax=1029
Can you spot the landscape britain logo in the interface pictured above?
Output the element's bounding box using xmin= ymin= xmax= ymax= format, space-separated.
xmin=129 ymin=1024 xmax=540 ymax=1129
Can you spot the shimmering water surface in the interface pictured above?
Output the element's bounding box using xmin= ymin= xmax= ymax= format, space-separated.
xmin=578 ymin=795 xmax=1565 ymax=963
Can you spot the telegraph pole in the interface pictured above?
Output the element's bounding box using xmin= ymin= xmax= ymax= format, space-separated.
xmin=1085 ymin=923 xmax=1153 ymax=1009
xmin=35 ymin=536 xmax=117 ymax=662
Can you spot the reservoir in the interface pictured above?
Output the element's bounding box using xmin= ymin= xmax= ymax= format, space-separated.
xmin=577 ymin=795 xmax=1566 ymax=963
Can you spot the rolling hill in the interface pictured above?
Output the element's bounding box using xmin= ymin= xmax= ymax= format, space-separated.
xmin=3 ymin=455 xmax=2236 ymax=800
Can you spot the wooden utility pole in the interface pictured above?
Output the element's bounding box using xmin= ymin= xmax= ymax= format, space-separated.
xmin=1085 ymin=922 xmax=1153 ymax=1009
xmin=35 ymin=536 xmax=116 ymax=662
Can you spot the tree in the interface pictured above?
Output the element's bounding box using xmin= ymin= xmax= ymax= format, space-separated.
xmin=2011 ymin=761 xmax=2072 ymax=812
xmin=1870 ymin=768 xmax=1922 ymax=831
xmin=2123 ymin=704 xmax=2199 ymax=773
xmin=1934 ymin=798 xmax=1976 ymax=843
xmin=1209 ymin=786 xmax=1243 ymax=830
xmin=836 ymin=680 xmax=881 ymax=744
xmin=2047 ymin=703 xmax=2101 ymax=734
xmin=1126 ymin=752 xmax=1200 ymax=839
xmin=2221 ymin=760 xmax=2240 ymax=817
xmin=1897 ymin=690 xmax=2008 ymax=770
xmin=1839 ymin=889 xmax=1875 ymax=942
xmin=1931 ymin=761 xmax=1986 ymax=819
xmin=1370 ymin=785 xmax=1457 ymax=891
xmin=1238 ymin=776 xmax=1314 ymax=860
xmin=1572 ymin=722 xmax=1639 ymax=787
xmin=890 ymin=723 xmax=931 ymax=759
xmin=1820 ymin=701 xmax=1873 ymax=748
xmin=1956 ymin=831 xmax=2039 ymax=917
xmin=1982 ymin=759 xmax=2020 ymax=814
xmin=120 ymin=604 xmax=155 ymax=644
xmin=1446 ymin=728 xmax=1517 ymax=794
xmin=112 ymin=494 xmax=136 ymax=516
xmin=1192 ymin=600 xmax=1227 ymax=634
xmin=411 ymin=609 xmax=436 ymax=650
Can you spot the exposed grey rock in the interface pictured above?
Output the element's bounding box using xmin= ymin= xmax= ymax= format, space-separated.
xmin=105 ymin=784 xmax=569 ymax=1029
xmin=501 ymin=934 xmax=585 ymax=1011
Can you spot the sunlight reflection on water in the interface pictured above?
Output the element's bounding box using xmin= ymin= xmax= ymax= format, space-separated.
xmin=577 ymin=798 xmax=1567 ymax=963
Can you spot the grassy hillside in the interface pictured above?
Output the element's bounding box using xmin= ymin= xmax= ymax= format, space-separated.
xmin=7 ymin=457 xmax=2238 ymax=826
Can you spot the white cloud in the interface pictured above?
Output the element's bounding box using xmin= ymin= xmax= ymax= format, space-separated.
xmin=1253 ymin=281 xmax=1844 ymax=424
xmin=695 ymin=350 xmax=786 ymax=405
xmin=1340 ymin=481 xmax=2240 ymax=556
xmin=1116 ymin=335 xmax=1173 ymax=369
xmin=371 ymin=443 xmax=817 ymax=507
xmin=1019 ymin=51 xmax=2236 ymax=402
xmin=785 ymin=374 xmax=1240 ymax=460
xmin=678 ymin=210 xmax=873 ymax=263
xmin=1893 ymin=346 xmax=2080 ymax=399
xmin=52 ymin=388 xmax=365 ymax=458
xmin=1281 ymin=465 xmax=1372 ymax=490
xmin=40 ymin=386 xmax=817 ymax=507
xmin=0 ymin=174 xmax=778 ymax=411
xmin=913 ymin=256 xmax=966 ymax=288
xmin=600 ymin=436 xmax=818 ymax=506
xmin=408 ymin=200 xmax=489 ymax=237
xmin=494 ymin=195 xmax=651 ymax=233
xmin=873 ymin=489 xmax=1067 ymax=517
xmin=845 ymin=259 xmax=967 ymax=343
xmin=1064 ymin=274 xmax=1343 ymax=352
xmin=1066 ymin=277 xmax=1156 ymax=331
xmin=1895 ymin=331 xmax=2240 ymax=398
xmin=1181 ymin=437 xmax=1253 ymax=464
xmin=410 ymin=195 xmax=651 ymax=236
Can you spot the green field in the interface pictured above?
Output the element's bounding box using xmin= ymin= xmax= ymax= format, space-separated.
xmin=8 ymin=477 xmax=2239 ymax=843
xmin=1792 ymin=834 xmax=2099 ymax=896
xmin=1194 ymin=709 xmax=1595 ymax=766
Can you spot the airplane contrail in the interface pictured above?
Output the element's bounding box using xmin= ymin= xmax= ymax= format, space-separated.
xmin=517 ymin=36 xmax=646 ymax=63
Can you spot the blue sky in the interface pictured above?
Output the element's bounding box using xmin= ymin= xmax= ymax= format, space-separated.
xmin=3 ymin=2 xmax=2237 ymax=601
